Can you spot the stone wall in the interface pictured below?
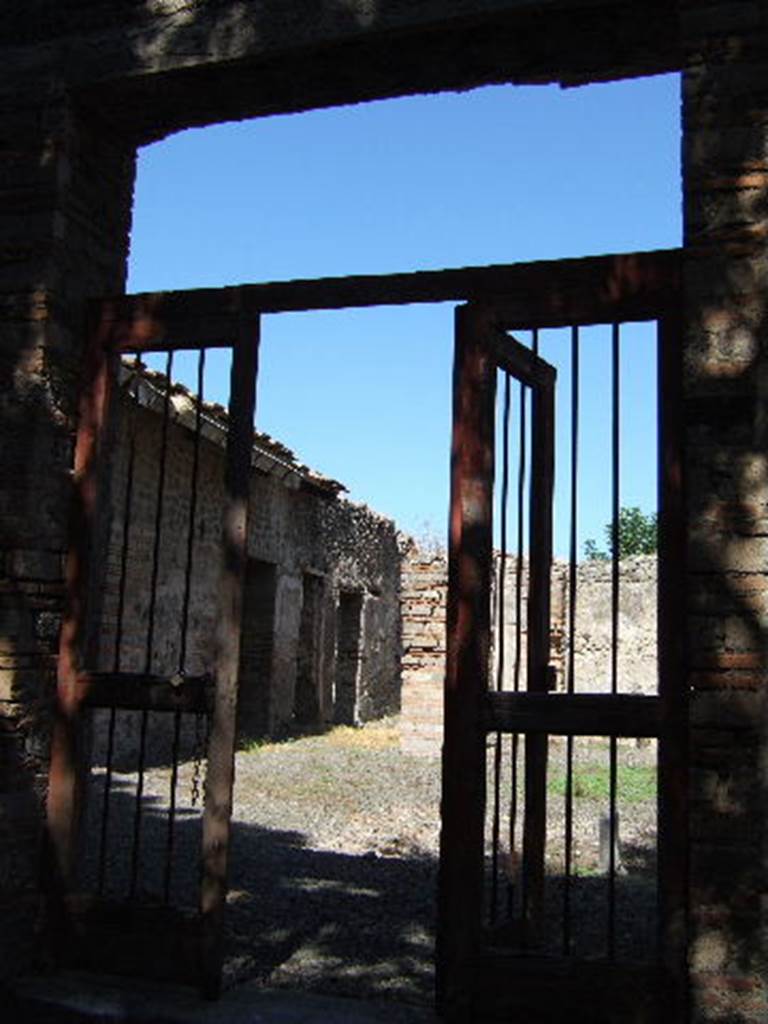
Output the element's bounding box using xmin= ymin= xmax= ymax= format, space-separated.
xmin=0 ymin=3 xmax=767 ymax=1019
xmin=399 ymin=547 xmax=447 ymax=756
xmin=92 ymin=374 xmax=401 ymax=765
xmin=0 ymin=96 xmax=136 ymax=982
xmin=400 ymin=548 xmax=658 ymax=754
xmin=683 ymin=7 xmax=768 ymax=1020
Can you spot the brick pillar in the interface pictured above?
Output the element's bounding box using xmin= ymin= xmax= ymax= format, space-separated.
xmin=683 ymin=6 xmax=768 ymax=1020
xmin=0 ymin=87 xmax=135 ymax=977
xmin=399 ymin=547 xmax=447 ymax=755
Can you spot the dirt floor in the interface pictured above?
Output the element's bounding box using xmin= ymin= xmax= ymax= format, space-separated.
xmin=84 ymin=718 xmax=658 ymax=1005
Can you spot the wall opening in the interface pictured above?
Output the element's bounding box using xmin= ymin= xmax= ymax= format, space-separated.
xmin=238 ymin=558 xmax=278 ymax=738
xmin=119 ymin=73 xmax=682 ymax=1010
xmin=295 ymin=572 xmax=324 ymax=726
xmin=334 ymin=590 xmax=364 ymax=726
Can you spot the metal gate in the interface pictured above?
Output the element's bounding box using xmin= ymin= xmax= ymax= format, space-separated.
xmin=437 ymin=267 xmax=684 ymax=1023
xmin=45 ymin=251 xmax=682 ymax=1006
xmin=45 ymin=301 xmax=260 ymax=997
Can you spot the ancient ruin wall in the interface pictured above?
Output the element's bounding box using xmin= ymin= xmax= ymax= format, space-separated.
xmin=400 ymin=548 xmax=658 ymax=754
xmin=0 ymin=5 xmax=766 ymax=1018
xmin=93 ymin=389 xmax=402 ymax=764
xmin=399 ymin=548 xmax=447 ymax=757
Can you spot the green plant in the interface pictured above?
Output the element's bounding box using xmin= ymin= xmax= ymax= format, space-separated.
xmin=583 ymin=506 xmax=657 ymax=561
xmin=548 ymin=763 xmax=657 ymax=804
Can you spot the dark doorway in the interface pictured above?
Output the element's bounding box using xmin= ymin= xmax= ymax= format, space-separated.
xmin=334 ymin=591 xmax=364 ymax=725
xmin=239 ymin=559 xmax=278 ymax=738
xmin=294 ymin=573 xmax=325 ymax=726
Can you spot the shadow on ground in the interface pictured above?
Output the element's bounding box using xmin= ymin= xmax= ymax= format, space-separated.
xmin=79 ymin=779 xmax=437 ymax=1005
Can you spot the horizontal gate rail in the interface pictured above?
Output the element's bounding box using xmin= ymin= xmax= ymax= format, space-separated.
xmin=91 ymin=249 xmax=681 ymax=350
xmin=77 ymin=672 xmax=214 ymax=714
xmin=484 ymin=692 xmax=663 ymax=737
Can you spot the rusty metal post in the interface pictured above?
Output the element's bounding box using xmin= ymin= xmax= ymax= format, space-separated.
xmin=521 ymin=355 xmax=555 ymax=947
xmin=199 ymin=307 xmax=260 ymax=999
xmin=437 ymin=303 xmax=495 ymax=1019
xmin=45 ymin=309 xmax=117 ymax=910
xmin=656 ymin=305 xmax=688 ymax=1017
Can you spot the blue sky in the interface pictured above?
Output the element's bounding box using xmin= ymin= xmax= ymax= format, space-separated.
xmin=128 ymin=74 xmax=681 ymax=555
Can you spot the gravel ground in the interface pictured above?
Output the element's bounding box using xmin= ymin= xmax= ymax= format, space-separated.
xmin=85 ymin=718 xmax=658 ymax=1006
xmin=223 ymin=721 xmax=440 ymax=1004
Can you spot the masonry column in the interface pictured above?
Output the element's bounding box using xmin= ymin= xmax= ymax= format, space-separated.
xmin=0 ymin=87 xmax=136 ymax=978
xmin=683 ymin=7 xmax=768 ymax=1021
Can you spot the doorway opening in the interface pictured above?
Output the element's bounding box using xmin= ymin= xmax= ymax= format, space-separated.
xmin=334 ymin=591 xmax=364 ymax=725
xmin=49 ymin=61 xmax=684 ymax=1016
xmin=50 ymin=253 xmax=682 ymax=1019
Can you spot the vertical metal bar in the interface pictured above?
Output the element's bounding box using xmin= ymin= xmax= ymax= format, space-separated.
xmin=508 ymin=364 xmax=527 ymax=920
xmin=490 ymin=371 xmax=511 ymax=925
xmin=129 ymin=349 xmax=174 ymax=900
xmin=97 ymin=413 xmax=137 ymax=895
xmin=46 ymin=310 xmax=116 ymax=907
xmin=657 ymin=305 xmax=688 ymax=1012
xmin=608 ymin=322 xmax=621 ymax=958
xmin=496 ymin=372 xmax=512 ymax=696
xmin=164 ymin=348 xmax=207 ymax=904
xmin=437 ymin=304 xmax=495 ymax=1017
xmin=521 ymin=339 xmax=555 ymax=949
xmin=563 ymin=324 xmax=579 ymax=954
xmin=200 ymin=315 xmax=260 ymax=999
xmin=179 ymin=348 xmax=206 ymax=673
xmin=513 ymin=382 xmax=527 ymax=698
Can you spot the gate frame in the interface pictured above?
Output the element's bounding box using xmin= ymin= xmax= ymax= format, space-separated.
xmin=46 ymin=301 xmax=261 ymax=996
xmin=437 ymin=263 xmax=686 ymax=1022
xmin=45 ymin=248 xmax=683 ymax=1002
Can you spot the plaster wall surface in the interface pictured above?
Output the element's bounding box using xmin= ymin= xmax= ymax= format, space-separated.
xmin=93 ymin=383 xmax=402 ymax=761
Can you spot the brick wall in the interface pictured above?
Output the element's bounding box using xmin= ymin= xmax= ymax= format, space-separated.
xmin=400 ymin=547 xmax=447 ymax=756
xmin=400 ymin=549 xmax=659 ymax=755
xmin=0 ymin=93 xmax=135 ymax=980
xmin=0 ymin=5 xmax=767 ymax=1020
xmin=682 ymin=4 xmax=768 ymax=1019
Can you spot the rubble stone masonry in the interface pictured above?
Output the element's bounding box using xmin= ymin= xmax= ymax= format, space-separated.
xmin=400 ymin=550 xmax=659 ymax=756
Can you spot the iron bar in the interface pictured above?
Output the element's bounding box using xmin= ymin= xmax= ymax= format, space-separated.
xmin=178 ymin=348 xmax=206 ymax=672
xmin=491 ymin=371 xmax=512 ymax=924
xmin=200 ymin=316 xmax=261 ymax=998
xmin=130 ymin=348 xmax=174 ymax=900
xmin=608 ymin=323 xmax=621 ymax=957
xmin=164 ymin=349 xmax=207 ymax=903
xmin=563 ymin=325 xmax=579 ymax=954
xmin=509 ymin=360 xmax=528 ymax=922
xmin=514 ymin=378 xmax=527 ymax=697
xmin=97 ymin=415 xmax=137 ymax=894
xmin=520 ymin=331 xmax=555 ymax=951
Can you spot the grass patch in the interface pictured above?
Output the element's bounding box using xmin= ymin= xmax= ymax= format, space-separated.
xmin=325 ymin=720 xmax=400 ymax=750
xmin=549 ymin=763 xmax=656 ymax=804
xmin=237 ymin=718 xmax=400 ymax=756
